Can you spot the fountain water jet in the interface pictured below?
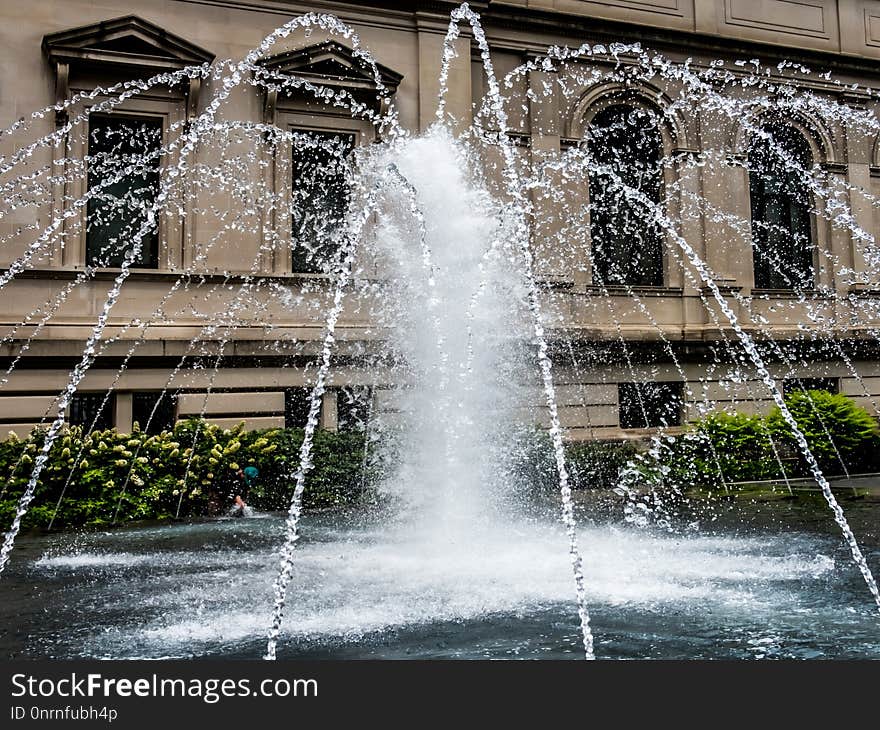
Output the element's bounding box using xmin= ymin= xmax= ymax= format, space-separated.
xmin=0 ymin=2 xmax=879 ymax=661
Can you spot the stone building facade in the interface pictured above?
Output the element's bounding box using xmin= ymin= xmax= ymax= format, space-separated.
xmin=2 ymin=0 xmax=880 ymax=440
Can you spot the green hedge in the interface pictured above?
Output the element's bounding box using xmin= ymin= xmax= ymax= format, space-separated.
xmin=507 ymin=427 xmax=639 ymax=494
xmin=0 ymin=419 xmax=370 ymax=529
xmin=663 ymin=412 xmax=781 ymax=486
xmin=766 ymin=389 xmax=880 ymax=475
xmin=665 ymin=390 xmax=880 ymax=487
xmin=6 ymin=390 xmax=867 ymax=529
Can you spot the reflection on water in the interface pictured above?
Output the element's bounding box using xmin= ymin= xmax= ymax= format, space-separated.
xmin=1 ymin=492 xmax=878 ymax=659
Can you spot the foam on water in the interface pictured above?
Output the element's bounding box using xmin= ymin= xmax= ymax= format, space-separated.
xmin=27 ymin=516 xmax=842 ymax=657
xmin=36 ymin=552 xmax=156 ymax=569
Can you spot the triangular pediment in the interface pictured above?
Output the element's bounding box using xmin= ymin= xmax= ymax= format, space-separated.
xmin=43 ymin=16 xmax=214 ymax=72
xmin=307 ymin=57 xmax=363 ymax=79
xmin=258 ymin=40 xmax=403 ymax=95
xmin=86 ymin=35 xmax=177 ymax=59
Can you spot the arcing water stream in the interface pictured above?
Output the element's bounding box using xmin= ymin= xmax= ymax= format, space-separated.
xmin=1 ymin=3 xmax=880 ymax=659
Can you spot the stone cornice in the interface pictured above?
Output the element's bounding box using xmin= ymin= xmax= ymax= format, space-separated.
xmin=171 ymin=0 xmax=880 ymax=79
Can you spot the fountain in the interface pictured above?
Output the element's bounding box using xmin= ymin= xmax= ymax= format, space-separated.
xmin=0 ymin=3 xmax=879 ymax=660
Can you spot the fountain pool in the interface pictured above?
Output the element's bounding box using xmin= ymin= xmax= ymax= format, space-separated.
xmin=2 ymin=492 xmax=878 ymax=660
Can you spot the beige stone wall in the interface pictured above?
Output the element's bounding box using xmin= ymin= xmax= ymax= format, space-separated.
xmin=2 ymin=0 xmax=880 ymax=437
xmin=499 ymin=0 xmax=880 ymax=60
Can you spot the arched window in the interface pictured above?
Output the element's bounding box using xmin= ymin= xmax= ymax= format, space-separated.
xmin=748 ymin=124 xmax=815 ymax=290
xmin=588 ymin=104 xmax=664 ymax=287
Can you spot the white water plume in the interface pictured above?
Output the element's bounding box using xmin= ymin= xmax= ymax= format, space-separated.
xmin=366 ymin=127 xmax=527 ymax=527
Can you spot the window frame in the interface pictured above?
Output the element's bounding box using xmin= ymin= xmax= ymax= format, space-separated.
xmin=84 ymin=113 xmax=164 ymax=270
xmin=586 ymin=102 xmax=667 ymax=288
xmin=747 ymin=124 xmax=819 ymax=291
xmin=68 ymin=392 xmax=116 ymax=431
xmin=618 ymin=381 xmax=684 ymax=430
xmin=59 ymin=94 xmax=184 ymax=271
xmin=267 ymin=110 xmax=370 ymax=275
xmin=131 ymin=390 xmax=178 ymax=434
xmin=288 ymin=128 xmax=357 ymax=275
xmin=782 ymin=377 xmax=840 ymax=397
xmin=573 ymin=90 xmax=686 ymax=291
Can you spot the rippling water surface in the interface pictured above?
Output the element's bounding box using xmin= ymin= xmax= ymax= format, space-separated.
xmin=2 ymin=492 xmax=879 ymax=660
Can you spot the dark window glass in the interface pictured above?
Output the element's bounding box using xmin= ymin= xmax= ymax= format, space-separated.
xmin=69 ymin=392 xmax=115 ymax=431
xmin=337 ymin=386 xmax=373 ymax=431
xmin=291 ymin=130 xmax=355 ymax=273
xmin=748 ymin=125 xmax=814 ymax=290
xmin=782 ymin=377 xmax=839 ymax=396
xmin=132 ymin=391 xmax=177 ymax=434
xmin=619 ymin=382 xmax=683 ymax=429
xmin=284 ymin=387 xmax=318 ymax=428
xmin=588 ymin=105 xmax=664 ymax=287
xmin=87 ymin=115 xmax=162 ymax=269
